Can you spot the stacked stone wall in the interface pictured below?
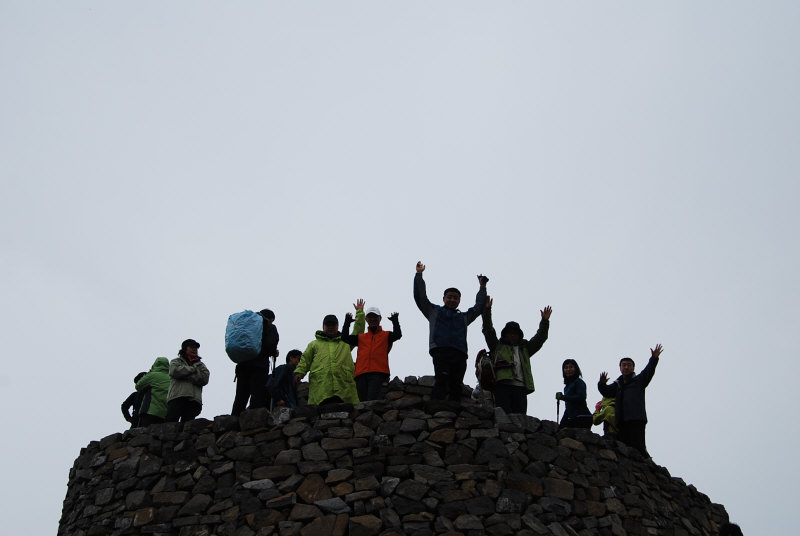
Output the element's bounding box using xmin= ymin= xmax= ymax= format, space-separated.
xmin=60 ymin=377 xmax=729 ymax=536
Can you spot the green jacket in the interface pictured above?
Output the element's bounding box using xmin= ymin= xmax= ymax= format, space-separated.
xmin=481 ymin=308 xmax=549 ymax=394
xmin=295 ymin=315 xmax=364 ymax=405
xmin=135 ymin=357 xmax=171 ymax=418
xmin=167 ymin=356 xmax=210 ymax=404
xmin=593 ymin=396 xmax=617 ymax=434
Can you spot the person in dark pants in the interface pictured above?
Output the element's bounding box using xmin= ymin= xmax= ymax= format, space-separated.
xmin=481 ymin=297 xmax=551 ymax=415
xmin=413 ymin=261 xmax=488 ymax=401
xmin=598 ymin=344 xmax=663 ymax=457
xmin=121 ymin=372 xmax=147 ymax=428
xmin=341 ymin=301 xmax=402 ymax=401
xmin=232 ymin=309 xmax=279 ymax=416
xmin=557 ymin=359 xmax=592 ymax=429
xmin=165 ymin=339 xmax=210 ymax=423
xmin=268 ymin=349 xmax=302 ymax=408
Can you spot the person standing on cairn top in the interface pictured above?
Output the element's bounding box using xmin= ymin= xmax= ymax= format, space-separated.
xmin=413 ymin=261 xmax=488 ymax=401
xmin=121 ymin=371 xmax=148 ymax=428
xmin=340 ymin=300 xmax=402 ymax=401
xmin=135 ymin=357 xmax=171 ymax=426
xmin=481 ymin=297 xmax=551 ymax=415
xmin=598 ymin=344 xmax=663 ymax=458
xmin=294 ymin=307 xmax=364 ymax=405
xmin=231 ymin=308 xmax=279 ymax=416
xmin=165 ymin=339 xmax=210 ymax=422
xmin=268 ymin=349 xmax=302 ymax=409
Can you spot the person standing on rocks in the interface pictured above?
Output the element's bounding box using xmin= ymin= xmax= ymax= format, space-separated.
xmin=135 ymin=357 xmax=172 ymax=426
xmin=557 ymin=358 xmax=593 ymax=429
xmin=340 ymin=300 xmax=402 ymax=401
xmin=121 ymin=371 xmax=148 ymax=428
xmin=413 ymin=261 xmax=488 ymax=401
xmin=294 ymin=310 xmax=364 ymax=405
xmin=165 ymin=339 xmax=210 ymax=422
xmin=481 ymin=297 xmax=551 ymax=415
xmin=231 ymin=308 xmax=280 ymax=416
xmin=268 ymin=349 xmax=302 ymax=408
xmin=598 ymin=344 xmax=663 ymax=457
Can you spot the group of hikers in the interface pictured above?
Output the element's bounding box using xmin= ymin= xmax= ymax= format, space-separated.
xmin=122 ymin=261 xmax=663 ymax=458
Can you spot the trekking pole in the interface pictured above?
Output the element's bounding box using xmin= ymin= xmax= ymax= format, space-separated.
xmin=556 ymin=396 xmax=561 ymax=423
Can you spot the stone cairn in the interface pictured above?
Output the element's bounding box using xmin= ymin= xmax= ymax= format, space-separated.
xmin=60 ymin=377 xmax=730 ymax=536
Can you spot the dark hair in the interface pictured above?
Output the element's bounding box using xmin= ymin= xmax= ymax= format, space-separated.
xmin=134 ymin=372 xmax=147 ymax=383
xmin=619 ymin=357 xmax=635 ymax=367
xmin=260 ymin=309 xmax=275 ymax=321
xmin=179 ymin=338 xmax=200 ymax=357
xmin=286 ymin=349 xmax=302 ymax=363
xmin=562 ymin=359 xmax=583 ymax=383
xmin=443 ymin=287 xmax=461 ymax=298
xmin=719 ymin=523 xmax=743 ymax=536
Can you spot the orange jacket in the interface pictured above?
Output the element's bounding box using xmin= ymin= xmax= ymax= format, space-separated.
xmin=354 ymin=328 xmax=392 ymax=376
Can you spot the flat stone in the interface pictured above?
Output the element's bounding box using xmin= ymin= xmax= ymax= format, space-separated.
xmin=297 ymin=474 xmax=333 ymax=503
xmin=242 ymin=479 xmax=276 ymax=491
xmin=314 ymin=497 xmax=351 ymax=514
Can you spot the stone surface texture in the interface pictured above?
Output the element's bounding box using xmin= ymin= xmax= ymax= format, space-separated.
xmin=59 ymin=376 xmax=729 ymax=535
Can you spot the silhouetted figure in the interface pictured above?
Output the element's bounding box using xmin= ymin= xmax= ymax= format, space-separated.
xmin=557 ymin=358 xmax=592 ymax=429
xmin=232 ymin=308 xmax=279 ymax=416
xmin=165 ymin=339 xmax=210 ymax=422
xmin=598 ymin=344 xmax=663 ymax=457
xmin=121 ymin=371 xmax=147 ymax=428
xmin=341 ymin=301 xmax=402 ymax=401
xmin=413 ymin=261 xmax=488 ymax=401
xmin=481 ymin=297 xmax=551 ymax=415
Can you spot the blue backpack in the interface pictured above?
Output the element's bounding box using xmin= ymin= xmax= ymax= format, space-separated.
xmin=225 ymin=310 xmax=263 ymax=363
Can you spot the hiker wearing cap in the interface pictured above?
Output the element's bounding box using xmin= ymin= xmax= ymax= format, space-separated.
xmin=340 ymin=301 xmax=402 ymax=401
xmin=598 ymin=344 xmax=663 ymax=457
xmin=231 ymin=308 xmax=280 ymax=416
xmin=481 ymin=298 xmax=551 ymax=415
xmin=165 ymin=338 xmax=210 ymax=422
xmin=294 ymin=306 xmax=365 ymax=405
xmin=414 ymin=261 xmax=488 ymax=401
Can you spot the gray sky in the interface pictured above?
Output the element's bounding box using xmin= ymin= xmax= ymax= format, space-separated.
xmin=1 ymin=2 xmax=798 ymax=534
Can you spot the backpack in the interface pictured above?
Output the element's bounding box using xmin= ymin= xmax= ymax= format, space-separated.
xmin=225 ymin=310 xmax=263 ymax=363
xmin=476 ymin=349 xmax=496 ymax=391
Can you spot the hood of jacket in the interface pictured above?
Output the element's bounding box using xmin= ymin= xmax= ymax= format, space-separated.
xmin=150 ymin=357 xmax=170 ymax=373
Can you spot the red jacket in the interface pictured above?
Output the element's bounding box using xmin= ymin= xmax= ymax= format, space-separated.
xmin=355 ymin=327 xmax=392 ymax=376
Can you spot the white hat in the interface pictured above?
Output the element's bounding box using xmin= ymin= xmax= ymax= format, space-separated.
xmin=365 ymin=306 xmax=381 ymax=316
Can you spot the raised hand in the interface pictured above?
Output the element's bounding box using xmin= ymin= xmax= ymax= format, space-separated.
xmin=354 ymin=299 xmax=365 ymax=311
xmin=486 ymin=296 xmax=493 ymax=309
xmin=477 ymin=274 xmax=489 ymax=286
xmin=599 ymin=372 xmax=609 ymax=384
xmin=651 ymin=344 xmax=663 ymax=358
xmin=541 ymin=305 xmax=552 ymax=320
xmin=388 ymin=312 xmax=399 ymax=322
xmin=416 ymin=261 xmax=426 ymax=273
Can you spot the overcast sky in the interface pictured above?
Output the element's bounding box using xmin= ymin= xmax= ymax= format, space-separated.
xmin=2 ymin=2 xmax=798 ymax=534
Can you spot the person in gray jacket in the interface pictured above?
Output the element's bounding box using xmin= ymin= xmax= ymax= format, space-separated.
xmin=598 ymin=344 xmax=663 ymax=457
xmin=165 ymin=339 xmax=210 ymax=422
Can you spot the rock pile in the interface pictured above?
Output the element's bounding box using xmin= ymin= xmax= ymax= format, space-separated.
xmin=59 ymin=376 xmax=729 ymax=536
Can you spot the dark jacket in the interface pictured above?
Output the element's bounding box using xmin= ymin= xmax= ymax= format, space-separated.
xmin=268 ymin=363 xmax=298 ymax=408
xmin=413 ymin=272 xmax=486 ymax=356
xmin=562 ymin=376 xmax=591 ymax=420
xmin=598 ymin=356 xmax=659 ymax=423
xmin=121 ymin=391 xmax=144 ymax=426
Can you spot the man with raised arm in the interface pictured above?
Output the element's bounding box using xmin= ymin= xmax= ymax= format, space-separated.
xmin=598 ymin=344 xmax=663 ymax=458
xmin=413 ymin=261 xmax=488 ymax=401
